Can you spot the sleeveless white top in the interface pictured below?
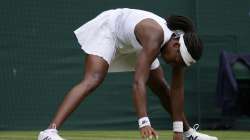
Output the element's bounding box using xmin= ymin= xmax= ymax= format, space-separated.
xmin=74 ymin=8 xmax=173 ymax=72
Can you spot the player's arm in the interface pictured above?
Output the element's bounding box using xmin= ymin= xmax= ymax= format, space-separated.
xmin=170 ymin=65 xmax=185 ymax=140
xmin=132 ymin=19 xmax=163 ymax=139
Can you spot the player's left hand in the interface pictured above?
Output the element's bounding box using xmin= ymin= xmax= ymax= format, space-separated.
xmin=140 ymin=125 xmax=159 ymax=139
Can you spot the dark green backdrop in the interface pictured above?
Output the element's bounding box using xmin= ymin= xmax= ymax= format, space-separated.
xmin=1 ymin=0 xmax=250 ymax=130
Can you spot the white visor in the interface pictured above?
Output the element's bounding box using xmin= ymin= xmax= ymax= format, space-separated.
xmin=179 ymin=34 xmax=196 ymax=66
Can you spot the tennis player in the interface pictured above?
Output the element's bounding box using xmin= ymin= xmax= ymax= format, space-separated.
xmin=38 ymin=8 xmax=217 ymax=140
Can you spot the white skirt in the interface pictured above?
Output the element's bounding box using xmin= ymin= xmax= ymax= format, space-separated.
xmin=74 ymin=10 xmax=160 ymax=72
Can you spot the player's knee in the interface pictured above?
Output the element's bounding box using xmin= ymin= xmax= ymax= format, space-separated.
xmin=81 ymin=74 xmax=105 ymax=91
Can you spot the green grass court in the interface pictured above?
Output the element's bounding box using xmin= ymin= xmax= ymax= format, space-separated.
xmin=0 ymin=130 xmax=249 ymax=140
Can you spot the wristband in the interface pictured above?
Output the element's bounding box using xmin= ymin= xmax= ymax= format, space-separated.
xmin=173 ymin=121 xmax=183 ymax=132
xmin=138 ymin=117 xmax=151 ymax=128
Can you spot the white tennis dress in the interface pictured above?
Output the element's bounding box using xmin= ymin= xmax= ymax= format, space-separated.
xmin=74 ymin=8 xmax=173 ymax=72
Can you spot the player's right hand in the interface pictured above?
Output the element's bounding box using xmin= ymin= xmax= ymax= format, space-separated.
xmin=140 ymin=126 xmax=159 ymax=139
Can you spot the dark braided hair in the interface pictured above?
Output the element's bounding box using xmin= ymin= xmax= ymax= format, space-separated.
xmin=166 ymin=15 xmax=195 ymax=33
xmin=166 ymin=15 xmax=203 ymax=61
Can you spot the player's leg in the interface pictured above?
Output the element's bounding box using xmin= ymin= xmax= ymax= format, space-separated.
xmin=147 ymin=66 xmax=190 ymax=131
xmin=147 ymin=67 xmax=218 ymax=140
xmin=38 ymin=54 xmax=109 ymax=140
xmin=49 ymin=54 xmax=109 ymax=129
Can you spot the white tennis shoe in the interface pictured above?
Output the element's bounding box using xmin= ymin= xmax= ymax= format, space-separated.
xmin=38 ymin=129 xmax=65 ymax=140
xmin=183 ymin=124 xmax=218 ymax=140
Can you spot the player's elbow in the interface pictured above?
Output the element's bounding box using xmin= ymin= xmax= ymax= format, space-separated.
xmin=132 ymin=79 xmax=144 ymax=92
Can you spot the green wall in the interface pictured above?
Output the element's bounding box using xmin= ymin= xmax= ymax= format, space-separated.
xmin=1 ymin=0 xmax=250 ymax=130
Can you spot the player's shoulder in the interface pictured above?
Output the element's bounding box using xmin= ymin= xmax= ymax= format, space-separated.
xmin=135 ymin=19 xmax=164 ymax=45
xmin=138 ymin=18 xmax=163 ymax=30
